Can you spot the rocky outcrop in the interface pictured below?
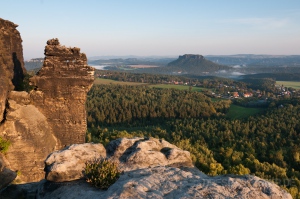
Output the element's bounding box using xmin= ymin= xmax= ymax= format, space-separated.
xmin=0 ymin=18 xmax=26 ymax=123
xmin=36 ymin=167 xmax=292 ymax=199
xmin=0 ymin=37 xmax=94 ymax=183
xmin=37 ymin=138 xmax=291 ymax=198
xmin=30 ymin=38 xmax=94 ymax=148
xmin=44 ymin=138 xmax=192 ymax=182
xmin=45 ymin=143 xmax=106 ymax=182
xmin=106 ymin=137 xmax=193 ymax=171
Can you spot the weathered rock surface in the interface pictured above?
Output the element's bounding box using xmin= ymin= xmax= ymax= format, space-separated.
xmin=44 ymin=138 xmax=193 ymax=182
xmin=45 ymin=143 xmax=106 ymax=182
xmin=0 ymin=18 xmax=26 ymax=123
xmin=39 ymin=138 xmax=292 ymax=198
xmin=0 ymin=37 xmax=94 ymax=183
xmin=0 ymin=91 xmax=57 ymax=182
xmin=30 ymin=38 xmax=94 ymax=148
xmin=107 ymin=137 xmax=193 ymax=171
xmin=36 ymin=167 xmax=292 ymax=199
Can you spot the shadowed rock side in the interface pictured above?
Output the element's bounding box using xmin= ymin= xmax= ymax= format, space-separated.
xmin=30 ymin=38 xmax=94 ymax=148
xmin=33 ymin=138 xmax=291 ymax=199
xmin=0 ymin=18 xmax=26 ymax=123
xmin=0 ymin=154 xmax=17 ymax=190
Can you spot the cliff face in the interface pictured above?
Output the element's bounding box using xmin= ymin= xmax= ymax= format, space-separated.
xmin=30 ymin=38 xmax=94 ymax=148
xmin=0 ymin=18 xmax=26 ymax=123
xmin=0 ymin=36 xmax=94 ymax=182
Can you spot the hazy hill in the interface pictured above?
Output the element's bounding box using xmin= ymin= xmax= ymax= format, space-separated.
xmin=206 ymin=54 xmax=300 ymax=67
xmin=89 ymin=57 xmax=175 ymax=67
xmin=24 ymin=58 xmax=43 ymax=70
xmin=166 ymin=54 xmax=229 ymax=74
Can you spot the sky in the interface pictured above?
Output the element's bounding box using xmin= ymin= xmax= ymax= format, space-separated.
xmin=1 ymin=0 xmax=300 ymax=60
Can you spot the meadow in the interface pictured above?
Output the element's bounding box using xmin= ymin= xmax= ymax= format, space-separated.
xmin=94 ymin=78 xmax=206 ymax=91
xmin=149 ymin=84 xmax=205 ymax=92
xmin=276 ymin=81 xmax=300 ymax=89
xmin=94 ymin=78 xmax=147 ymax=86
xmin=226 ymin=104 xmax=265 ymax=120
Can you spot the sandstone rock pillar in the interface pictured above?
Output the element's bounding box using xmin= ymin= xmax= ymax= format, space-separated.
xmin=30 ymin=38 xmax=94 ymax=148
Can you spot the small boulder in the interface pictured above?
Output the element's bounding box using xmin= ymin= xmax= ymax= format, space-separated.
xmin=44 ymin=143 xmax=106 ymax=182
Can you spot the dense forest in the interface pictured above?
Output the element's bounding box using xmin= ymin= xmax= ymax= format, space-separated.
xmin=86 ymin=83 xmax=300 ymax=198
xmin=87 ymin=85 xmax=231 ymax=126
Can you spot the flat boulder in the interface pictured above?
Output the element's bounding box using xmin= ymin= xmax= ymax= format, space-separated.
xmin=44 ymin=143 xmax=106 ymax=182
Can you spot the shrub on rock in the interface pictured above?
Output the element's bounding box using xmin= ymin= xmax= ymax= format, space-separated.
xmin=0 ymin=137 xmax=10 ymax=153
xmin=84 ymin=158 xmax=120 ymax=190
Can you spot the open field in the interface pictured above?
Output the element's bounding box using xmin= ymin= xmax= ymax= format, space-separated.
xmin=129 ymin=65 xmax=159 ymax=68
xmin=94 ymin=79 xmax=208 ymax=92
xmin=226 ymin=104 xmax=265 ymax=120
xmin=94 ymin=78 xmax=147 ymax=86
xmin=276 ymin=81 xmax=300 ymax=89
xmin=150 ymin=84 xmax=205 ymax=92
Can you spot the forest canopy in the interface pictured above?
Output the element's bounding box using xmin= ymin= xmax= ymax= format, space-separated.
xmin=86 ymin=83 xmax=300 ymax=198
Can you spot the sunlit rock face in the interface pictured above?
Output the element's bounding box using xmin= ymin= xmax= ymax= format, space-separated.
xmin=30 ymin=38 xmax=95 ymax=148
xmin=0 ymin=34 xmax=94 ymax=183
xmin=0 ymin=18 xmax=26 ymax=123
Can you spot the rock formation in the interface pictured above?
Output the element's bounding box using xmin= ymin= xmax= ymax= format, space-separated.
xmin=167 ymin=54 xmax=229 ymax=74
xmin=106 ymin=137 xmax=193 ymax=171
xmin=36 ymin=168 xmax=292 ymax=199
xmin=0 ymin=32 xmax=94 ymax=182
xmin=30 ymin=38 xmax=94 ymax=148
xmin=9 ymin=137 xmax=290 ymax=199
xmin=45 ymin=143 xmax=106 ymax=182
xmin=0 ymin=18 xmax=26 ymax=123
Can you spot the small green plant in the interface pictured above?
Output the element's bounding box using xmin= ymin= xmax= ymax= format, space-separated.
xmin=84 ymin=158 xmax=121 ymax=190
xmin=0 ymin=137 xmax=10 ymax=153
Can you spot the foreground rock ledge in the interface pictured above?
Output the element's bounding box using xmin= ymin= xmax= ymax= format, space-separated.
xmin=38 ymin=138 xmax=292 ymax=199
xmin=37 ymin=166 xmax=292 ymax=199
